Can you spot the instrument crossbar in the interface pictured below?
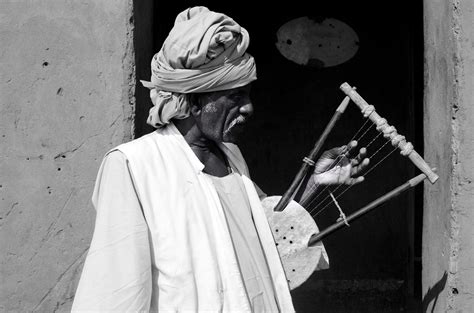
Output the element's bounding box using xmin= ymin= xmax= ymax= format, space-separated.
xmin=340 ymin=82 xmax=439 ymax=184
xmin=308 ymin=173 xmax=427 ymax=246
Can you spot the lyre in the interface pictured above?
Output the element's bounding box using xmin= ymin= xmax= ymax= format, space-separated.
xmin=263 ymin=82 xmax=439 ymax=290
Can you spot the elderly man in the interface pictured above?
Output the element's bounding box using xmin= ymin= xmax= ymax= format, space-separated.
xmin=72 ymin=6 xmax=368 ymax=313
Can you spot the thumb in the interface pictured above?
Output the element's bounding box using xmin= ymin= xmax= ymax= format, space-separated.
xmin=324 ymin=145 xmax=347 ymax=158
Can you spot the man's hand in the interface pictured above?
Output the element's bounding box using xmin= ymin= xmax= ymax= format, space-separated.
xmin=312 ymin=140 xmax=370 ymax=186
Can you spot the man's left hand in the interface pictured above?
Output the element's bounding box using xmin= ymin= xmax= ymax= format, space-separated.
xmin=312 ymin=140 xmax=370 ymax=186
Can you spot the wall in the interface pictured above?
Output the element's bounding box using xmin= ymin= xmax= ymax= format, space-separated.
xmin=0 ymin=1 xmax=135 ymax=312
xmin=423 ymin=0 xmax=474 ymax=311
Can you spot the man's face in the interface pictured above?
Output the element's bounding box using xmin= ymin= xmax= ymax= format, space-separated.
xmin=192 ymin=84 xmax=253 ymax=143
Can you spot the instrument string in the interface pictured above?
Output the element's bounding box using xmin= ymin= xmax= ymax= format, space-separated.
xmin=364 ymin=131 xmax=383 ymax=149
xmin=349 ymin=114 xmax=374 ymax=143
xmin=351 ymin=120 xmax=375 ymax=144
xmin=355 ymin=141 xmax=399 ymax=178
xmin=309 ymin=141 xmax=399 ymax=219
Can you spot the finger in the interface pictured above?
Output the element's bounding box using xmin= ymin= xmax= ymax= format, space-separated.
xmin=350 ymin=158 xmax=369 ymax=177
xmin=351 ymin=158 xmax=370 ymax=176
xmin=345 ymin=140 xmax=359 ymax=158
xmin=358 ymin=147 xmax=367 ymax=160
xmin=350 ymin=158 xmax=359 ymax=167
xmin=347 ymin=140 xmax=358 ymax=153
xmin=322 ymin=145 xmax=346 ymax=159
xmin=350 ymin=176 xmax=365 ymax=185
xmin=344 ymin=176 xmax=365 ymax=185
xmin=319 ymin=145 xmax=351 ymax=171
xmin=351 ymin=147 xmax=367 ymax=166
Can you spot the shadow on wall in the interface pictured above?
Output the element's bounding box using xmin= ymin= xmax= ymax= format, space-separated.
xmin=422 ymin=271 xmax=447 ymax=313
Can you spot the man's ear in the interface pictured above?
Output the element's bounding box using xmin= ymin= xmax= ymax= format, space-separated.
xmin=190 ymin=104 xmax=201 ymax=117
xmin=189 ymin=94 xmax=202 ymax=117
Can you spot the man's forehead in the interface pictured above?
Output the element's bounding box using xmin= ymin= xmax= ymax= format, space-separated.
xmin=201 ymin=84 xmax=251 ymax=99
xmin=220 ymin=84 xmax=252 ymax=95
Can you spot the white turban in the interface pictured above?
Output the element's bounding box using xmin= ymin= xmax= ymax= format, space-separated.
xmin=141 ymin=6 xmax=257 ymax=128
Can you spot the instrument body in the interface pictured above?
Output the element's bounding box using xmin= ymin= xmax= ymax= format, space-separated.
xmin=262 ymin=196 xmax=329 ymax=290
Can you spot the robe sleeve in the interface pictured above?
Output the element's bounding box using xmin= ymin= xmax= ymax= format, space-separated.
xmin=71 ymin=150 xmax=152 ymax=312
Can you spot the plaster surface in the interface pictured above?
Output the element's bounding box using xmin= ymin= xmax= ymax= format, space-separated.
xmin=0 ymin=1 xmax=135 ymax=311
xmin=423 ymin=0 xmax=474 ymax=311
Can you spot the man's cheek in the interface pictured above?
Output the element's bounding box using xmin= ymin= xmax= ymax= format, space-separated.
xmin=202 ymin=103 xmax=219 ymax=114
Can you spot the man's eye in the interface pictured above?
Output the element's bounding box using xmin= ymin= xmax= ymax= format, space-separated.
xmin=231 ymin=93 xmax=243 ymax=100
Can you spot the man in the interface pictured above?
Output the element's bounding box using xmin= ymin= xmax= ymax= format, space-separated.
xmin=71 ymin=6 xmax=368 ymax=312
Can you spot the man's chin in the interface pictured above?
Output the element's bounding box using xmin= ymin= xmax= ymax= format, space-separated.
xmin=222 ymin=131 xmax=242 ymax=144
xmin=222 ymin=136 xmax=239 ymax=144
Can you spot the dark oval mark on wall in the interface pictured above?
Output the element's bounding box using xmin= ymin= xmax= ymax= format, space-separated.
xmin=276 ymin=17 xmax=359 ymax=67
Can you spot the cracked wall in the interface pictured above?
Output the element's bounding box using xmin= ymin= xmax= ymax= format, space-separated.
xmin=0 ymin=1 xmax=135 ymax=312
xmin=423 ymin=0 xmax=474 ymax=312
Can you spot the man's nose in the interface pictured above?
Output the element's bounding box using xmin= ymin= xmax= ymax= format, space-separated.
xmin=239 ymin=101 xmax=254 ymax=117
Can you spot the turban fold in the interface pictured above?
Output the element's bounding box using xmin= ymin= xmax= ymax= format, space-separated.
xmin=141 ymin=6 xmax=257 ymax=128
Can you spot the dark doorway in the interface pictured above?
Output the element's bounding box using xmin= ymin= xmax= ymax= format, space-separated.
xmin=134 ymin=1 xmax=424 ymax=311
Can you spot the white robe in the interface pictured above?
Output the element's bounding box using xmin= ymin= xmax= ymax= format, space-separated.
xmin=72 ymin=123 xmax=294 ymax=312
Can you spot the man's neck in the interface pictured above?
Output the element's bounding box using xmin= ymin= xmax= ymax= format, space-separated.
xmin=174 ymin=119 xmax=230 ymax=177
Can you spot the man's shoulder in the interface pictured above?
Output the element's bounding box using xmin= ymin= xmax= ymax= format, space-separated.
xmin=114 ymin=130 xmax=158 ymax=152
xmin=102 ymin=131 xmax=161 ymax=163
xmin=107 ymin=125 xmax=182 ymax=165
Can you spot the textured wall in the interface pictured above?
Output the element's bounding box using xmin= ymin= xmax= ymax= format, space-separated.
xmin=423 ymin=0 xmax=474 ymax=311
xmin=0 ymin=1 xmax=135 ymax=312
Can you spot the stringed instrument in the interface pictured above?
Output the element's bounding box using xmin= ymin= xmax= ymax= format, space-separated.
xmin=262 ymin=82 xmax=438 ymax=290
